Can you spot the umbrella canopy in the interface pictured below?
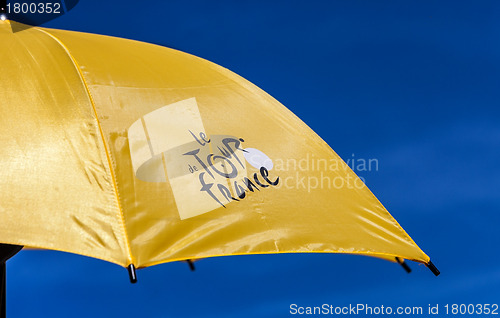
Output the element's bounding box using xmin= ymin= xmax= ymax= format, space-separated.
xmin=0 ymin=20 xmax=437 ymax=275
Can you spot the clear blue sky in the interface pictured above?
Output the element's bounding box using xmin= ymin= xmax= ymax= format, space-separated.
xmin=8 ymin=0 xmax=500 ymax=317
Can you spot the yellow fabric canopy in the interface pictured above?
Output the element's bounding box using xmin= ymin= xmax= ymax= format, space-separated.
xmin=0 ymin=20 xmax=430 ymax=270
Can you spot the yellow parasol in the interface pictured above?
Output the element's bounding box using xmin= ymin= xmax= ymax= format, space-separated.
xmin=0 ymin=19 xmax=439 ymax=291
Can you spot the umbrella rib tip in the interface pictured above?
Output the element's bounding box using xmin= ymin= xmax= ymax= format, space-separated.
xmin=127 ymin=264 xmax=137 ymax=284
xmin=186 ymin=259 xmax=196 ymax=271
xmin=395 ymin=257 xmax=412 ymax=273
xmin=426 ymin=261 xmax=440 ymax=276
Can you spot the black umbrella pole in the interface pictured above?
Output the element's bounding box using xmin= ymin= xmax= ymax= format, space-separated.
xmin=0 ymin=244 xmax=23 ymax=318
xmin=1 ymin=261 xmax=5 ymax=318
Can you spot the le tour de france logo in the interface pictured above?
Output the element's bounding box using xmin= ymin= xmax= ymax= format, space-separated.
xmin=127 ymin=98 xmax=279 ymax=220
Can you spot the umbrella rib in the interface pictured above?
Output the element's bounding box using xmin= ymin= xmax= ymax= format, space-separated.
xmin=33 ymin=27 xmax=135 ymax=267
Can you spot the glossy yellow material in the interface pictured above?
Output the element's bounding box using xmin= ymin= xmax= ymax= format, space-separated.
xmin=0 ymin=20 xmax=430 ymax=268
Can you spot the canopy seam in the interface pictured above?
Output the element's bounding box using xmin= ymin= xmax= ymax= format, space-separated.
xmin=34 ymin=27 xmax=135 ymax=266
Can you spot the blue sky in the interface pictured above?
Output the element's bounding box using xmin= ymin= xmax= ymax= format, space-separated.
xmin=7 ymin=0 xmax=500 ymax=317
